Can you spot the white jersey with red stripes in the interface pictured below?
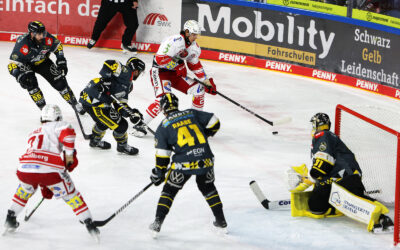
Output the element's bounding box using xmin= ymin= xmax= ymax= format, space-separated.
xmin=153 ymin=34 xmax=207 ymax=81
xmin=18 ymin=121 xmax=76 ymax=174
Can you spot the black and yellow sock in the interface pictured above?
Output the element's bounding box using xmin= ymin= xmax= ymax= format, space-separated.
xmin=113 ymin=131 xmax=128 ymax=145
xmin=28 ymin=88 xmax=46 ymax=109
xmin=155 ymin=192 xmax=175 ymax=221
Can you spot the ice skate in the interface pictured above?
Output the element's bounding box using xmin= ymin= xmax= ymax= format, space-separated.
xmin=117 ymin=143 xmax=138 ymax=155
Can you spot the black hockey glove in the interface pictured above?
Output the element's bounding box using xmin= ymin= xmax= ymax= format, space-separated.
xmin=56 ymin=57 xmax=68 ymax=75
xmin=150 ymin=168 xmax=166 ymax=186
xmin=128 ymin=108 xmax=143 ymax=126
xmin=116 ymin=103 xmax=143 ymax=126
xmin=17 ymin=71 xmax=36 ymax=89
xmin=97 ymin=82 xmax=113 ymax=104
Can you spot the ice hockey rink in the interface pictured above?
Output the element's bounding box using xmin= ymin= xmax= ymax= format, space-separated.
xmin=1 ymin=41 xmax=400 ymax=250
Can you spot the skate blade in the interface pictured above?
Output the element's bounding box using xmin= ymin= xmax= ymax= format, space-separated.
xmin=122 ymin=50 xmax=138 ymax=55
xmin=150 ymin=229 xmax=159 ymax=239
xmin=372 ymin=226 xmax=394 ymax=234
xmin=90 ymin=232 xmax=100 ymax=243
xmin=214 ymin=226 xmax=228 ymax=235
xmin=2 ymin=227 xmax=16 ymax=236
xmin=130 ymin=131 xmax=146 ymax=138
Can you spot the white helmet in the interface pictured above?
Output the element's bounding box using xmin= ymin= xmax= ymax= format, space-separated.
xmin=183 ymin=20 xmax=201 ymax=35
xmin=41 ymin=104 xmax=62 ymax=122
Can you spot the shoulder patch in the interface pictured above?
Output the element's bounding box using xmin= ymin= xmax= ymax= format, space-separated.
xmin=314 ymin=131 xmax=324 ymax=139
xmin=11 ymin=54 xmax=19 ymax=60
xmin=45 ymin=37 xmax=53 ymax=46
xmin=319 ymin=142 xmax=327 ymax=151
xmin=20 ymin=44 xmax=29 ymax=55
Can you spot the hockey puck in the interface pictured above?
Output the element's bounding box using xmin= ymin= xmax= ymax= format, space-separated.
xmin=272 ymin=131 xmax=278 ymax=135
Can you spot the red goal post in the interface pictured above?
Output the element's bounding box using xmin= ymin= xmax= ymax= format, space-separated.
xmin=335 ymin=104 xmax=400 ymax=245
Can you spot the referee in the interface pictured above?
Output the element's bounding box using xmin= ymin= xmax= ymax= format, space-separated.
xmin=87 ymin=0 xmax=139 ymax=53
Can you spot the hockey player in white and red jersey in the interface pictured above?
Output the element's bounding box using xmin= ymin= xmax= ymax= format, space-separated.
xmin=131 ymin=20 xmax=217 ymax=137
xmin=3 ymin=104 xmax=99 ymax=239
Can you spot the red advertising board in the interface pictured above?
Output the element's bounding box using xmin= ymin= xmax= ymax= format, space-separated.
xmin=0 ymin=0 xmax=126 ymax=40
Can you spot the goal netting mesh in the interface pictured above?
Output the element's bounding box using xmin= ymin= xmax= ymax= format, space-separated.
xmin=335 ymin=104 xmax=400 ymax=245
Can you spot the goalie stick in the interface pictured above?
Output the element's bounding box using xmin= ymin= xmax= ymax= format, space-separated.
xmin=249 ymin=180 xmax=290 ymax=210
xmin=92 ymin=182 xmax=153 ymax=227
xmin=192 ymin=78 xmax=292 ymax=126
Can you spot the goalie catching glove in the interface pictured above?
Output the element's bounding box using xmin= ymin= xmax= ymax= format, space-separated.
xmin=286 ymin=164 xmax=314 ymax=193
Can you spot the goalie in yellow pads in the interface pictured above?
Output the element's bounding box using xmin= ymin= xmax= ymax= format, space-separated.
xmin=287 ymin=113 xmax=393 ymax=233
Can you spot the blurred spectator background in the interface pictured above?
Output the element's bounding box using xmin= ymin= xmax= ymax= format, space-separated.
xmin=241 ymin=0 xmax=400 ymax=18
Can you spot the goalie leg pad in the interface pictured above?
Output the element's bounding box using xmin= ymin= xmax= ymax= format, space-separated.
xmin=291 ymin=192 xmax=342 ymax=218
xmin=291 ymin=192 xmax=311 ymax=217
xmin=329 ymin=182 xmax=389 ymax=231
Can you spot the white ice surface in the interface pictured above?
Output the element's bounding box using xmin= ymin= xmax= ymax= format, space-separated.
xmin=0 ymin=41 xmax=399 ymax=250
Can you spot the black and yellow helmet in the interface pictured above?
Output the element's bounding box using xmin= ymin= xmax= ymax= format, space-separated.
xmin=28 ymin=21 xmax=46 ymax=35
xmin=160 ymin=93 xmax=179 ymax=114
xmin=310 ymin=113 xmax=331 ymax=132
xmin=126 ymin=57 xmax=145 ymax=80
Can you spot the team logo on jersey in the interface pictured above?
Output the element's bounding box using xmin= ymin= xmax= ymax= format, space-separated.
xmin=179 ymin=49 xmax=188 ymax=58
xmin=50 ymin=186 xmax=65 ymax=198
xmin=206 ymin=169 xmax=215 ymax=182
xmin=45 ymin=37 xmax=53 ymax=46
xmin=163 ymin=80 xmax=171 ymax=92
xmin=20 ymin=45 xmax=29 ymax=55
xmin=11 ymin=54 xmax=18 ymax=60
xmin=169 ymin=171 xmax=185 ymax=184
xmin=319 ymin=142 xmax=327 ymax=151
xmin=50 ymin=64 xmax=61 ymax=76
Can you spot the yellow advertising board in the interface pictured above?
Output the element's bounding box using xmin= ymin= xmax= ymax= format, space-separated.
xmin=352 ymin=9 xmax=400 ymax=30
xmin=268 ymin=0 xmax=347 ymax=16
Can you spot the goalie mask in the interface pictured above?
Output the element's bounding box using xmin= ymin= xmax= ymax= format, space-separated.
xmin=41 ymin=104 xmax=62 ymax=123
xmin=310 ymin=113 xmax=331 ymax=135
xmin=160 ymin=93 xmax=179 ymax=114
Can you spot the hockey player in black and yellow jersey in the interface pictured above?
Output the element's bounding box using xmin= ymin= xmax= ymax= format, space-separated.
xmin=8 ymin=21 xmax=83 ymax=113
xmin=148 ymin=93 xmax=227 ymax=236
xmin=288 ymin=113 xmax=394 ymax=233
xmin=79 ymin=57 xmax=145 ymax=155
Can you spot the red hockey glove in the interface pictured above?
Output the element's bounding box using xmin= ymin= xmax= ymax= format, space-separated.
xmin=64 ymin=150 xmax=78 ymax=172
xmin=175 ymin=62 xmax=187 ymax=78
xmin=40 ymin=186 xmax=53 ymax=199
xmin=204 ymin=78 xmax=217 ymax=95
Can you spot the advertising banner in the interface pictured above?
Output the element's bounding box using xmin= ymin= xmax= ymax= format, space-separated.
xmin=0 ymin=0 xmax=180 ymax=49
xmin=182 ymin=0 xmax=400 ymax=90
xmin=136 ymin=0 xmax=181 ymax=44
xmin=352 ymin=9 xmax=400 ymax=30
xmin=268 ymin=0 xmax=347 ymax=17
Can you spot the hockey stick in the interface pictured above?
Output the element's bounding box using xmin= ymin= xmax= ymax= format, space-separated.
xmin=249 ymin=180 xmax=291 ymax=210
xmin=24 ymin=197 xmax=45 ymax=221
xmin=193 ymin=78 xmax=292 ymax=126
xmin=72 ymin=105 xmax=91 ymax=140
xmin=109 ymin=95 xmax=155 ymax=136
xmin=93 ymin=182 xmax=153 ymax=227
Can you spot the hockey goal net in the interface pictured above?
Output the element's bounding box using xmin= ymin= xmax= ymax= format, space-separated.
xmin=335 ymin=104 xmax=400 ymax=245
